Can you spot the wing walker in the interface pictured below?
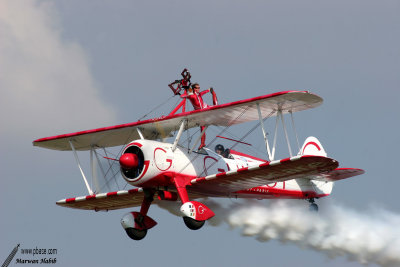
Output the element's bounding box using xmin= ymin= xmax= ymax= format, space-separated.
xmin=33 ymin=69 xmax=364 ymax=240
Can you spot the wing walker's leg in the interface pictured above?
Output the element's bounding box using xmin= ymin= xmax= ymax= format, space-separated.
xmin=211 ymin=89 xmax=218 ymax=105
xmin=199 ymin=126 xmax=206 ymax=150
xmin=189 ymin=126 xmax=208 ymax=153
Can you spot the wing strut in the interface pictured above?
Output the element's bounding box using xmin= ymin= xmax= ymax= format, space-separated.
xmin=257 ymin=103 xmax=272 ymax=161
xmin=69 ymin=140 xmax=93 ymax=195
xmin=137 ymin=128 xmax=144 ymax=140
xmin=271 ymin=111 xmax=279 ymax=160
xmin=289 ymin=111 xmax=301 ymax=152
xmin=90 ymin=147 xmax=101 ymax=193
xmin=172 ymin=119 xmax=187 ymax=152
xmin=280 ymin=110 xmax=293 ymax=157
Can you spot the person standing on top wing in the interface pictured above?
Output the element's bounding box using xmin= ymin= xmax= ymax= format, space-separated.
xmin=184 ymin=83 xmax=218 ymax=109
xmin=181 ymin=83 xmax=218 ymax=150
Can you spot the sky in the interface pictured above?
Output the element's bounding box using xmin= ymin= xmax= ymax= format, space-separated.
xmin=1 ymin=0 xmax=399 ymax=266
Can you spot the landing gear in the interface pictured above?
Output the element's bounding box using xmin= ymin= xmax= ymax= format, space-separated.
xmin=183 ymin=216 xmax=205 ymax=230
xmin=308 ymin=198 xmax=319 ymax=212
xmin=125 ymin=228 xmax=147 ymax=240
xmin=173 ymin=177 xmax=215 ymax=230
xmin=121 ymin=190 xmax=157 ymax=241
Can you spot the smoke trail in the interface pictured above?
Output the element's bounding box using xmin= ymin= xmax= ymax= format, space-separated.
xmin=157 ymin=199 xmax=400 ymax=267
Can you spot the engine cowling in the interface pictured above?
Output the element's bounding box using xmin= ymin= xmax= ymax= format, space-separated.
xmin=120 ymin=140 xmax=177 ymax=187
xmin=120 ymin=145 xmax=145 ymax=180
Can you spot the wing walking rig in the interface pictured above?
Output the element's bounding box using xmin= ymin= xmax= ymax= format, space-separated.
xmin=33 ymin=69 xmax=364 ymax=240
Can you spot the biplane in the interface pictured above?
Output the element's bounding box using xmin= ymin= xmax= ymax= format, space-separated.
xmin=33 ymin=71 xmax=364 ymax=240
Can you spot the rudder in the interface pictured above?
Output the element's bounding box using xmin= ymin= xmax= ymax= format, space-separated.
xmin=300 ymin=136 xmax=327 ymax=157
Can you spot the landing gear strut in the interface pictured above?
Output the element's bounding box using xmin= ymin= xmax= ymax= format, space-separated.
xmin=308 ymin=198 xmax=318 ymax=212
xmin=173 ymin=177 xmax=215 ymax=230
xmin=121 ymin=190 xmax=157 ymax=241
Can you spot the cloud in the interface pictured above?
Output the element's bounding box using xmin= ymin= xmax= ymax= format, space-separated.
xmin=0 ymin=0 xmax=117 ymax=140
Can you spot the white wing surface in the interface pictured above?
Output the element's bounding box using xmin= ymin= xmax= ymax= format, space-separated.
xmin=33 ymin=91 xmax=322 ymax=151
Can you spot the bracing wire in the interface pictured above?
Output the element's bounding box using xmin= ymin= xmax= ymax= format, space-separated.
xmin=95 ymin=94 xmax=179 ymax=193
xmin=176 ymin=106 xmax=252 ymax=176
xmin=199 ymin=110 xmax=275 ymax=176
xmin=94 ymin=95 xmax=276 ymax=192
xmin=138 ymin=94 xmax=176 ymax=121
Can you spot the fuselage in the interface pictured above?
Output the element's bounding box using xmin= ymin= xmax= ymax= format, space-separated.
xmin=120 ymin=139 xmax=332 ymax=199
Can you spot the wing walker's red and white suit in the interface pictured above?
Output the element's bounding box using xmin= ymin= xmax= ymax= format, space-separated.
xmin=181 ymin=88 xmax=218 ymax=149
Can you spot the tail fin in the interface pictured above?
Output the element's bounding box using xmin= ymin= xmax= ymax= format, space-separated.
xmin=300 ymin=137 xmax=333 ymax=196
xmin=300 ymin=136 xmax=327 ymax=157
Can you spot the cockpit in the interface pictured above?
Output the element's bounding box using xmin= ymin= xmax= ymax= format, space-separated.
xmin=215 ymin=144 xmax=233 ymax=159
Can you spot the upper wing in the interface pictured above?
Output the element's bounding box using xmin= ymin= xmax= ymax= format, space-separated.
xmin=33 ymin=91 xmax=322 ymax=151
xmin=188 ymin=155 xmax=339 ymax=196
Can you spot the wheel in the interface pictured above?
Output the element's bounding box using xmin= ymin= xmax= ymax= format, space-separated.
xmin=183 ymin=216 xmax=205 ymax=230
xmin=309 ymin=203 xmax=319 ymax=212
xmin=125 ymin=227 xmax=147 ymax=240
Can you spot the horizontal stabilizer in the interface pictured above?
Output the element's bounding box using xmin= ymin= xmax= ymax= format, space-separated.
xmin=317 ymin=168 xmax=365 ymax=182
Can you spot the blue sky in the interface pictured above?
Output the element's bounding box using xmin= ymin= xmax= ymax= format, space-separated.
xmin=1 ymin=1 xmax=399 ymax=266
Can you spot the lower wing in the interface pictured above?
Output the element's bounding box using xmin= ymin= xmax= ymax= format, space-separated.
xmin=188 ymin=155 xmax=362 ymax=196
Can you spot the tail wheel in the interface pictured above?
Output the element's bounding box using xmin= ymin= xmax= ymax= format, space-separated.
xmin=183 ymin=216 xmax=205 ymax=230
xmin=125 ymin=228 xmax=147 ymax=240
xmin=309 ymin=203 xmax=319 ymax=212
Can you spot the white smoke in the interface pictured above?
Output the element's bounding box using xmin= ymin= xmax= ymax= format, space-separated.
xmin=157 ymin=199 xmax=400 ymax=267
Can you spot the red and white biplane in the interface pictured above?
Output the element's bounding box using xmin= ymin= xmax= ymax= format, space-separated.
xmin=33 ymin=72 xmax=364 ymax=240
